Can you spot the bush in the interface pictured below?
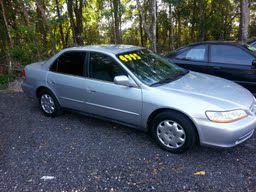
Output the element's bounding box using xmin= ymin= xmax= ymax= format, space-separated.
xmin=0 ymin=73 xmax=16 ymax=89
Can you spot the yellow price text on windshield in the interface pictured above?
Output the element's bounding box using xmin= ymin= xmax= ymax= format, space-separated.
xmin=119 ymin=53 xmax=141 ymax=62
xmin=124 ymin=54 xmax=133 ymax=61
xmin=133 ymin=53 xmax=141 ymax=59
xmin=119 ymin=55 xmax=128 ymax=62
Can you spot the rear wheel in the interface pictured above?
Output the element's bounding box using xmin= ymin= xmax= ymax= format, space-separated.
xmin=151 ymin=111 xmax=197 ymax=153
xmin=39 ymin=90 xmax=62 ymax=117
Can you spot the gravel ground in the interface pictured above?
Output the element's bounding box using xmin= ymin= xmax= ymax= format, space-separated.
xmin=0 ymin=92 xmax=255 ymax=192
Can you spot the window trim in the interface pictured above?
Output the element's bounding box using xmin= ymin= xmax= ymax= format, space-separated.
xmin=175 ymin=45 xmax=209 ymax=63
xmin=49 ymin=50 xmax=88 ymax=77
xmin=209 ymin=44 xmax=254 ymax=66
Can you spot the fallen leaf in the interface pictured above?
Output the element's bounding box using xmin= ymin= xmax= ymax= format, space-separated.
xmin=194 ymin=171 xmax=206 ymax=175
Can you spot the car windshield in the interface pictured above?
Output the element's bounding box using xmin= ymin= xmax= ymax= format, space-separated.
xmin=117 ymin=49 xmax=188 ymax=86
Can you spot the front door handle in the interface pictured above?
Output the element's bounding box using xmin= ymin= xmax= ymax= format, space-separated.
xmin=48 ymin=80 xmax=55 ymax=85
xmin=87 ymin=88 xmax=96 ymax=93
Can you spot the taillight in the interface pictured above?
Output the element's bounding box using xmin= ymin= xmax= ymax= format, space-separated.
xmin=22 ymin=69 xmax=26 ymax=79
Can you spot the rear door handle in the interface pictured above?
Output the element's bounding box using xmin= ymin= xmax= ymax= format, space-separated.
xmin=213 ymin=66 xmax=221 ymax=69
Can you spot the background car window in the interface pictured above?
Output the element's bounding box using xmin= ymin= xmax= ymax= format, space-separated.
xmin=51 ymin=52 xmax=85 ymax=76
xmin=210 ymin=45 xmax=254 ymax=65
xmin=89 ymin=52 xmax=127 ymax=82
xmin=251 ymin=42 xmax=256 ymax=48
xmin=176 ymin=45 xmax=207 ymax=61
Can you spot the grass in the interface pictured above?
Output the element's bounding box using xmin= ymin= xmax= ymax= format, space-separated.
xmin=0 ymin=73 xmax=16 ymax=90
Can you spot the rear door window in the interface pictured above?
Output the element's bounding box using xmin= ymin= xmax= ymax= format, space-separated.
xmin=210 ymin=45 xmax=254 ymax=65
xmin=51 ymin=51 xmax=86 ymax=76
xmin=176 ymin=45 xmax=208 ymax=62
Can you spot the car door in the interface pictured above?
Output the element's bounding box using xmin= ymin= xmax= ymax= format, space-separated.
xmin=209 ymin=44 xmax=256 ymax=93
xmin=169 ymin=45 xmax=211 ymax=74
xmin=47 ymin=51 xmax=88 ymax=111
xmin=85 ymin=51 xmax=142 ymax=126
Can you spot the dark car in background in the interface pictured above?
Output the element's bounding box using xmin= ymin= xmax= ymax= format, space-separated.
xmin=248 ymin=38 xmax=256 ymax=48
xmin=166 ymin=41 xmax=256 ymax=94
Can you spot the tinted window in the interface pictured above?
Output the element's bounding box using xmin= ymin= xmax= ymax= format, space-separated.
xmin=176 ymin=45 xmax=207 ymax=61
xmin=89 ymin=52 xmax=127 ymax=82
xmin=210 ymin=45 xmax=254 ymax=65
xmin=51 ymin=52 xmax=85 ymax=76
xmin=167 ymin=47 xmax=189 ymax=58
xmin=249 ymin=41 xmax=256 ymax=48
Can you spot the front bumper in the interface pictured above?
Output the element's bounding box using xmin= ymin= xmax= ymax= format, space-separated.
xmin=194 ymin=115 xmax=256 ymax=148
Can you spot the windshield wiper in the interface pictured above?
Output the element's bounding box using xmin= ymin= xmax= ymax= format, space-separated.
xmin=151 ymin=70 xmax=189 ymax=87
xmin=151 ymin=77 xmax=176 ymax=86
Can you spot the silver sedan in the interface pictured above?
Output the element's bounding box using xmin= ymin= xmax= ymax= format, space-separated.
xmin=22 ymin=45 xmax=256 ymax=153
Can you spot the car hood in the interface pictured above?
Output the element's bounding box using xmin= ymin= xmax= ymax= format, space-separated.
xmin=159 ymin=71 xmax=254 ymax=109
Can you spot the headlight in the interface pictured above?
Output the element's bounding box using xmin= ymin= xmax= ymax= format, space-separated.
xmin=206 ymin=110 xmax=248 ymax=123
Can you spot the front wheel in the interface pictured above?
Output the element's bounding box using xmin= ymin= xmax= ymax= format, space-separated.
xmin=151 ymin=111 xmax=197 ymax=153
xmin=39 ymin=90 xmax=62 ymax=117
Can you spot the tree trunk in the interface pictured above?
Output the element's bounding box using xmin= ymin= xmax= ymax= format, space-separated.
xmin=155 ymin=0 xmax=158 ymax=51
xmin=65 ymin=26 xmax=71 ymax=46
xmin=113 ymin=0 xmax=121 ymax=44
xmin=36 ymin=0 xmax=56 ymax=53
xmin=0 ymin=0 xmax=13 ymax=73
xmin=177 ymin=13 xmax=181 ymax=48
xmin=67 ymin=0 xmax=77 ymax=45
xmin=151 ymin=0 xmax=157 ymax=52
xmin=35 ymin=0 xmax=48 ymax=45
xmin=136 ymin=0 xmax=157 ymax=52
xmin=190 ymin=0 xmax=196 ymax=42
xmin=55 ymin=0 xmax=65 ymax=47
xmin=199 ymin=0 xmax=205 ymax=41
xmin=168 ymin=4 xmax=174 ymax=50
xmin=0 ymin=0 xmax=13 ymax=48
xmin=67 ymin=0 xmax=84 ymax=46
xmin=74 ymin=0 xmax=84 ymax=45
xmin=239 ymin=0 xmax=250 ymax=42
xmin=139 ymin=13 xmax=144 ymax=47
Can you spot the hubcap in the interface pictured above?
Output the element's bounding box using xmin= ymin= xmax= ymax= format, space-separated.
xmin=157 ymin=120 xmax=186 ymax=149
xmin=40 ymin=94 xmax=55 ymax=114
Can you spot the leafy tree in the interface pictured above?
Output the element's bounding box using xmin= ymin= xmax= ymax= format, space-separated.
xmin=0 ymin=0 xmax=254 ymax=71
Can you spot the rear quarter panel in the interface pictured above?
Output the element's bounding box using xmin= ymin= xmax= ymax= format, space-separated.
xmin=22 ymin=62 xmax=48 ymax=98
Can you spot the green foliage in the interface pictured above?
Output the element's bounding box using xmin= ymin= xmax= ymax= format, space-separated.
xmin=0 ymin=73 xmax=16 ymax=89
xmin=0 ymin=0 xmax=253 ymax=67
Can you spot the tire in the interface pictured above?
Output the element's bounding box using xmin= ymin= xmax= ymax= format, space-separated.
xmin=38 ymin=89 xmax=63 ymax=117
xmin=151 ymin=111 xmax=197 ymax=153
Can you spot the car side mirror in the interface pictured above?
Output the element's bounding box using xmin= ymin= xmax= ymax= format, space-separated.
xmin=114 ymin=75 xmax=137 ymax=87
xmin=252 ymin=59 xmax=256 ymax=68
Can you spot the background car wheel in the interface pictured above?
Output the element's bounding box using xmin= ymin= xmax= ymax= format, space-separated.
xmin=39 ymin=89 xmax=62 ymax=117
xmin=151 ymin=111 xmax=197 ymax=153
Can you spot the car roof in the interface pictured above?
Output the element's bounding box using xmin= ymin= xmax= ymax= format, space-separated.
xmin=62 ymin=44 xmax=144 ymax=55
xmin=167 ymin=41 xmax=250 ymax=56
xmin=188 ymin=41 xmax=246 ymax=46
xmin=170 ymin=41 xmax=246 ymax=54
